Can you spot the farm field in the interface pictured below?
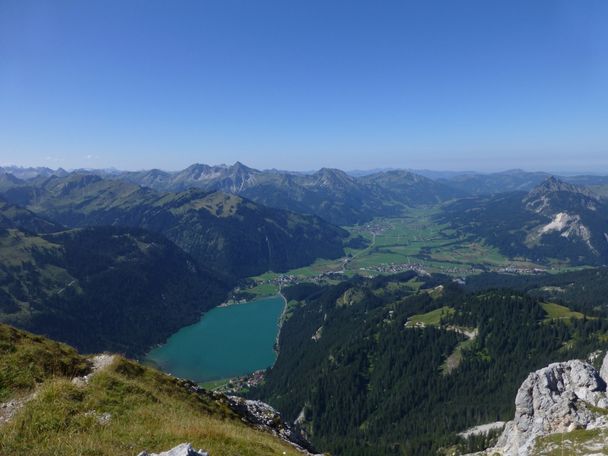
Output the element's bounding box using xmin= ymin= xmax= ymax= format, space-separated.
xmin=406 ymin=306 xmax=456 ymax=327
xmin=345 ymin=208 xmax=540 ymax=274
xmin=246 ymin=208 xmax=575 ymax=297
xmin=540 ymin=302 xmax=586 ymax=322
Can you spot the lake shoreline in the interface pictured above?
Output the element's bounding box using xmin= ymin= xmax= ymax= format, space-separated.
xmin=145 ymin=294 xmax=285 ymax=383
xmin=273 ymin=290 xmax=288 ymax=363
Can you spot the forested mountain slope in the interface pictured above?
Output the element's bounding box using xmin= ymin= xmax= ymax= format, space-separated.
xmin=0 ymin=201 xmax=227 ymax=355
xmin=1 ymin=173 xmax=347 ymax=278
xmin=464 ymin=267 xmax=608 ymax=313
xmin=252 ymin=273 xmax=608 ymax=455
xmin=0 ymin=196 xmax=61 ymax=233
xmin=438 ymin=177 xmax=608 ymax=265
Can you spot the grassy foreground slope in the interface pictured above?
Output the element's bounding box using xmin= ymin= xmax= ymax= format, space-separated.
xmin=0 ymin=323 xmax=305 ymax=456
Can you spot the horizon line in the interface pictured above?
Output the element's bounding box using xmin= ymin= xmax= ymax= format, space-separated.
xmin=2 ymin=161 xmax=608 ymax=177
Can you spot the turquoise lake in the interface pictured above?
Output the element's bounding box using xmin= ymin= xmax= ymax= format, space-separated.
xmin=145 ymin=295 xmax=285 ymax=383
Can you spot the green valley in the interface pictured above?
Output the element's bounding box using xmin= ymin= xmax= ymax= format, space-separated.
xmin=240 ymin=209 xmax=560 ymax=300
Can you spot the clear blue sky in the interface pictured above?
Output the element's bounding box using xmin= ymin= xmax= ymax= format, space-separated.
xmin=1 ymin=0 xmax=607 ymax=172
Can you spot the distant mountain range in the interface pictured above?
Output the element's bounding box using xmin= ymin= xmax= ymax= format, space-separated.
xmin=2 ymin=164 xmax=608 ymax=269
xmin=1 ymin=163 xmax=465 ymax=225
xmin=4 ymin=163 xmax=608 ymax=197
xmin=106 ymin=162 xmax=461 ymax=225
xmin=440 ymin=176 xmax=608 ymax=265
xmin=434 ymin=168 xmax=608 ymax=196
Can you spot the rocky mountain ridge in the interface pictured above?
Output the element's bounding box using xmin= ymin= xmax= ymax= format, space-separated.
xmin=4 ymin=164 xmax=608 ymax=226
xmin=522 ymin=177 xmax=606 ymax=256
xmin=135 ymin=162 xmax=456 ymax=225
xmin=0 ymin=163 xmax=461 ymax=225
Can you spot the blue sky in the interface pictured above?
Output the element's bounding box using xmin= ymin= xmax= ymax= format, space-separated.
xmin=1 ymin=0 xmax=607 ymax=172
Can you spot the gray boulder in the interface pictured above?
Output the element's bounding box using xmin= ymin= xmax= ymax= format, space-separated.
xmin=226 ymin=396 xmax=316 ymax=452
xmin=137 ymin=443 xmax=209 ymax=456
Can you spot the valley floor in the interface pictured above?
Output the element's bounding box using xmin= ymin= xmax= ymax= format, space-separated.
xmin=241 ymin=209 xmax=586 ymax=301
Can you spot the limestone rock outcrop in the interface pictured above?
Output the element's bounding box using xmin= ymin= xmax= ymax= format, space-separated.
xmin=472 ymin=355 xmax=608 ymax=455
xmin=226 ymin=395 xmax=322 ymax=455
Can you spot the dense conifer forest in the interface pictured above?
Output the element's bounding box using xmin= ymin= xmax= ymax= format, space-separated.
xmin=253 ymin=271 xmax=608 ymax=455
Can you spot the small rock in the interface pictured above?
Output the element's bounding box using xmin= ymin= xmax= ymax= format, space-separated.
xmin=98 ymin=412 xmax=111 ymax=425
xmin=137 ymin=443 xmax=209 ymax=456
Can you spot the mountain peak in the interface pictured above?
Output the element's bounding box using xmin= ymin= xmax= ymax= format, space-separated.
xmin=534 ymin=176 xmax=588 ymax=194
xmin=313 ymin=167 xmax=353 ymax=179
xmin=230 ymin=161 xmax=257 ymax=174
xmin=316 ymin=167 xmax=345 ymax=174
xmin=178 ymin=163 xmax=216 ymax=182
xmin=184 ymin=163 xmax=211 ymax=171
xmin=523 ymin=176 xmax=601 ymax=217
xmin=311 ymin=168 xmax=357 ymax=189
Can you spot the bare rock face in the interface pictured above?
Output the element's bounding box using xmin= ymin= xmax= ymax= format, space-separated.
xmin=226 ymin=396 xmax=322 ymax=455
xmin=472 ymin=356 xmax=608 ymax=456
xmin=600 ymin=352 xmax=608 ymax=383
xmin=137 ymin=443 xmax=209 ymax=456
